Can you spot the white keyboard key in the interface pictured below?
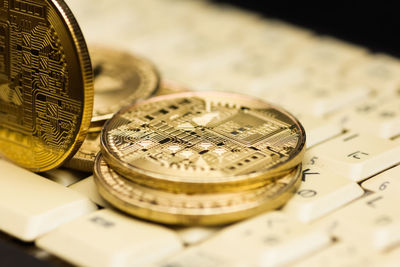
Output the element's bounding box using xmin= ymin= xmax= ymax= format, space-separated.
xmin=338 ymin=94 xmax=400 ymax=138
xmin=313 ymin=132 xmax=400 ymax=181
xmin=36 ymin=209 xmax=183 ymax=267
xmin=185 ymin=48 xmax=245 ymax=76
xmin=314 ymin=191 xmax=400 ymax=251
xmin=374 ymin=221 xmax=400 ymax=251
xmin=160 ymin=212 xmax=292 ymax=267
xmin=176 ymin=227 xmax=220 ymax=246
xmin=296 ymin=114 xmax=342 ymax=147
xmin=258 ymin=229 xmax=331 ymax=267
xmin=160 ymin=212 xmax=331 ymax=267
xmin=227 ymin=52 xmax=289 ymax=80
xmin=283 ymin=154 xmax=364 ymax=222
xmin=157 ymin=246 xmax=236 ymax=267
xmin=0 ymin=160 xmax=97 ymax=241
xmin=69 ymin=176 xmax=111 ymax=208
xmin=345 ymin=54 xmax=400 ymax=92
xmin=40 ymin=168 xmax=90 ymax=186
xmin=280 ymin=77 xmax=370 ymax=117
xmin=295 ymin=84 xmax=369 ymax=117
xmin=293 ymin=242 xmax=379 ymax=267
xmin=249 ymin=67 xmax=308 ymax=96
xmin=291 ymin=36 xmax=366 ymax=75
xmin=362 ymin=165 xmax=400 ymax=192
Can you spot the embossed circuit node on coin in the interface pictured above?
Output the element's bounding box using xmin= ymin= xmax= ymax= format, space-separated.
xmin=101 ymin=91 xmax=306 ymax=192
xmin=0 ymin=0 xmax=93 ymax=171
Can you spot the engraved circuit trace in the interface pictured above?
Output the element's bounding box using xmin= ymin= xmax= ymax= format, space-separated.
xmin=0 ymin=0 xmax=93 ymax=171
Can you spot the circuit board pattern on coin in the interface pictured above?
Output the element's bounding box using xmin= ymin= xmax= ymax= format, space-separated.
xmin=0 ymin=0 xmax=93 ymax=171
xmin=90 ymin=45 xmax=160 ymax=122
xmin=102 ymin=92 xmax=305 ymax=184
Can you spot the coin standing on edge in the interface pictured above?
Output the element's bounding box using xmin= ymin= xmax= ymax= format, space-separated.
xmin=94 ymin=153 xmax=302 ymax=225
xmin=0 ymin=0 xmax=93 ymax=172
xmin=89 ymin=45 xmax=160 ymax=123
xmin=101 ymin=91 xmax=306 ymax=193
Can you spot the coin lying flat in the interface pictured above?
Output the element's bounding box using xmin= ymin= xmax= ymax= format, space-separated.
xmin=0 ymin=0 xmax=93 ymax=172
xmin=101 ymin=91 xmax=306 ymax=193
xmin=89 ymin=45 xmax=160 ymax=123
xmin=94 ymin=153 xmax=302 ymax=225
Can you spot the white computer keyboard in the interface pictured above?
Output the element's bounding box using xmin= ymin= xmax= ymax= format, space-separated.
xmin=1 ymin=0 xmax=400 ymax=266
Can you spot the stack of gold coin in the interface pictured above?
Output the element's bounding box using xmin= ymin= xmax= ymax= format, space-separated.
xmin=94 ymin=92 xmax=306 ymax=225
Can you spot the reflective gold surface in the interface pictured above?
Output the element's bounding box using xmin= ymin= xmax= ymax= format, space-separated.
xmin=94 ymin=153 xmax=302 ymax=225
xmin=63 ymin=131 xmax=100 ymax=172
xmin=101 ymin=91 xmax=306 ymax=193
xmin=89 ymin=45 xmax=160 ymax=123
xmin=0 ymin=0 xmax=93 ymax=172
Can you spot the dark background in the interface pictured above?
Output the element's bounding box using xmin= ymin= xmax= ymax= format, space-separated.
xmin=212 ymin=1 xmax=400 ymax=57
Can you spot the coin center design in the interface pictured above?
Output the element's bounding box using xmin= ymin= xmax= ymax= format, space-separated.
xmin=105 ymin=95 xmax=302 ymax=179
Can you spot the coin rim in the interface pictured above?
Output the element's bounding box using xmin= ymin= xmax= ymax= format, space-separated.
xmin=45 ymin=0 xmax=94 ymax=172
xmin=94 ymin=153 xmax=302 ymax=225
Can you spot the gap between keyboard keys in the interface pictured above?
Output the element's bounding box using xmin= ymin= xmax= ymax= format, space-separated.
xmin=361 ymin=164 xmax=400 ymax=193
xmin=282 ymin=153 xmax=364 ymax=223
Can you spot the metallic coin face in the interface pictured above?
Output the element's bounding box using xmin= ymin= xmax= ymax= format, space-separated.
xmin=0 ymin=0 xmax=93 ymax=172
xmin=89 ymin=45 xmax=160 ymax=123
xmin=101 ymin=91 xmax=306 ymax=192
xmin=63 ymin=131 xmax=100 ymax=172
xmin=94 ymin=154 xmax=302 ymax=225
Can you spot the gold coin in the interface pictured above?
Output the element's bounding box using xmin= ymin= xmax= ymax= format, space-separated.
xmin=63 ymin=131 xmax=100 ymax=172
xmin=0 ymin=0 xmax=93 ymax=172
xmin=89 ymin=45 xmax=160 ymax=123
xmin=101 ymin=91 xmax=306 ymax=193
xmin=94 ymin=153 xmax=302 ymax=225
